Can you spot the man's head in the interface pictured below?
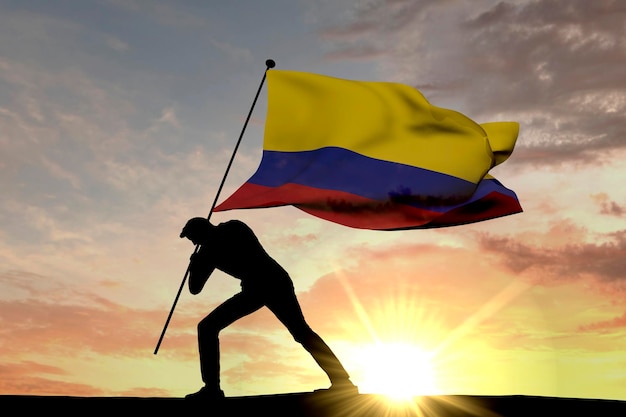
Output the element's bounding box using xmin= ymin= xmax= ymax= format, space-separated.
xmin=180 ymin=217 xmax=212 ymax=245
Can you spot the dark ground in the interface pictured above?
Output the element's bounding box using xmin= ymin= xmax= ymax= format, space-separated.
xmin=3 ymin=393 xmax=626 ymax=416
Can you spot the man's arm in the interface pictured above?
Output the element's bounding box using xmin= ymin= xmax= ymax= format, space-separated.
xmin=188 ymin=248 xmax=215 ymax=295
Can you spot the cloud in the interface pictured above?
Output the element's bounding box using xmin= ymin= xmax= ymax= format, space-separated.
xmin=0 ymin=49 xmax=235 ymax=278
xmin=591 ymin=193 xmax=626 ymax=217
xmin=318 ymin=0 xmax=626 ymax=166
xmin=0 ymin=269 xmax=198 ymax=360
xmin=0 ymin=55 xmax=137 ymax=207
xmin=478 ymin=227 xmax=626 ymax=284
xmin=0 ymin=361 xmax=67 ymax=377
xmin=0 ymin=369 xmax=106 ymax=396
xmin=0 ymin=361 xmax=88 ymax=396
xmin=209 ymin=38 xmax=254 ymax=64
xmin=107 ymin=0 xmax=207 ymax=28
xmin=579 ymin=312 xmax=626 ymax=333
xmin=155 ymin=106 xmax=181 ymax=128
xmin=104 ymin=35 xmax=130 ymax=52
xmin=0 ymin=360 xmax=173 ymax=396
xmin=0 ymin=267 xmax=210 ymax=394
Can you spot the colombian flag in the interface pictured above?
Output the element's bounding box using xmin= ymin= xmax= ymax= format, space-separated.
xmin=214 ymin=70 xmax=522 ymax=230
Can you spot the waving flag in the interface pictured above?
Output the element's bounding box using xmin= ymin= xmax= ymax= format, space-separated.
xmin=214 ymin=70 xmax=522 ymax=230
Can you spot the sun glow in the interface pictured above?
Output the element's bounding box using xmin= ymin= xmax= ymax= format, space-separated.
xmin=355 ymin=342 xmax=440 ymax=400
xmin=333 ymin=268 xmax=449 ymax=401
xmin=330 ymin=259 xmax=535 ymax=403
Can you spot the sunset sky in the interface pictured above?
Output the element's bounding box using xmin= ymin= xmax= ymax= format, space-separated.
xmin=1 ymin=0 xmax=625 ymax=401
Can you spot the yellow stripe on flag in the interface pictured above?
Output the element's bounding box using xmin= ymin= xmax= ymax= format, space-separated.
xmin=264 ymin=70 xmax=518 ymax=184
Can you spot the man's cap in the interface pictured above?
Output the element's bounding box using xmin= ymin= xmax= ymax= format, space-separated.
xmin=180 ymin=217 xmax=208 ymax=238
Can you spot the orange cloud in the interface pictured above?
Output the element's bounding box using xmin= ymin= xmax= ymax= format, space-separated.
xmin=579 ymin=312 xmax=626 ymax=333
xmin=0 ymin=362 xmax=105 ymax=396
xmin=0 ymin=269 xmax=205 ymax=361
xmin=477 ymin=229 xmax=626 ymax=284
xmin=591 ymin=193 xmax=626 ymax=217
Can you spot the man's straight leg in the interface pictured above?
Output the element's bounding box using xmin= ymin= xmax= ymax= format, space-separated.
xmin=265 ymin=286 xmax=351 ymax=383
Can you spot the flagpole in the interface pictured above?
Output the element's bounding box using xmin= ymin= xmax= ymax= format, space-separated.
xmin=154 ymin=59 xmax=276 ymax=355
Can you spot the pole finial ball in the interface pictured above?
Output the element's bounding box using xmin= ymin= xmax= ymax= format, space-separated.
xmin=266 ymin=59 xmax=276 ymax=68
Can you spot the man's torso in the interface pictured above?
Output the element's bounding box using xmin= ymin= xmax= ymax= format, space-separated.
xmin=197 ymin=220 xmax=288 ymax=284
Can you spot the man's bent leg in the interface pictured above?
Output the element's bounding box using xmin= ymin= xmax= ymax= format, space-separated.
xmin=197 ymin=292 xmax=263 ymax=391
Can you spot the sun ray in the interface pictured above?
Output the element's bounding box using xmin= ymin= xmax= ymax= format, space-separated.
xmin=336 ymin=267 xmax=381 ymax=343
xmin=435 ymin=280 xmax=529 ymax=354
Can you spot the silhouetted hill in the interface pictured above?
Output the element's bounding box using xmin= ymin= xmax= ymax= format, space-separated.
xmin=2 ymin=393 xmax=626 ymax=416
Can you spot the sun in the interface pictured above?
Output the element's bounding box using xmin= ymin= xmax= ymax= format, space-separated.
xmin=355 ymin=341 xmax=440 ymax=401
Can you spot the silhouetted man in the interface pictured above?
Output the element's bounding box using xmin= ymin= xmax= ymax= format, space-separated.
xmin=180 ymin=217 xmax=357 ymax=400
